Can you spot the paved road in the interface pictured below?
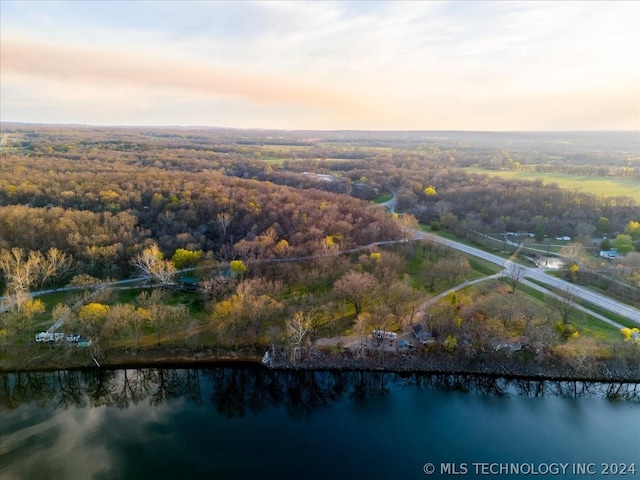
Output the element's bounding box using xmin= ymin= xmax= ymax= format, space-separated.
xmin=412 ymin=230 xmax=640 ymax=325
xmin=520 ymin=278 xmax=627 ymax=330
xmin=379 ymin=187 xmax=397 ymax=213
xmin=3 ymin=194 xmax=638 ymax=327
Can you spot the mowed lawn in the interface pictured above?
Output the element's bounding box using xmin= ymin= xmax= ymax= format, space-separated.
xmin=463 ymin=168 xmax=640 ymax=202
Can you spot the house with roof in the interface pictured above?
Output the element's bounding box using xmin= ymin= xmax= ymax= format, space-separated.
xmin=599 ymin=249 xmax=618 ymax=260
xmin=411 ymin=323 xmax=435 ymax=345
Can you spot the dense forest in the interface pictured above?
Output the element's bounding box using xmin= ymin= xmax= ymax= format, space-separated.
xmin=1 ymin=125 xmax=638 ymax=286
xmin=0 ymin=125 xmax=638 ymax=377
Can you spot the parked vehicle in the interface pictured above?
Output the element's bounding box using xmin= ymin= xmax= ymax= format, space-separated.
xmin=372 ymin=330 xmax=398 ymax=340
xmin=35 ymin=332 xmax=65 ymax=343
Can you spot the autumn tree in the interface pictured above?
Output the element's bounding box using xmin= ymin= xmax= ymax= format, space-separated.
xmin=68 ymin=273 xmax=111 ymax=302
xmin=137 ymin=290 xmax=186 ymax=346
xmin=397 ymin=213 xmax=420 ymax=243
xmin=424 ymin=185 xmax=437 ymax=197
xmin=438 ymin=256 xmax=472 ymax=286
xmin=368 ymin=303 xmax=397 ymax=345
xmin=613 ymin=234 xmax=635 ymax=255
xmin=132 ymin=243 xmax=177 ymax=285
xmin=78 ymin=302 xmax=110 ymax=339
xmin=51 ymin=303 xmax=75 ymax=335
xmin=559 ymin=243 xmax=590 ymax=272
xmin=0 ymin=248 xmax=40 ymax=304
xmin=454 ymin=256 xmax=473 ymax=285
xmin=117 ymin=305 xmax=150 ymax=351
xmin=274 ymin=239 xmax=290 ymax=258
xmin=211 ymin=290 xmax=249 ymax=348
xmin=171 ymin=248 xmax=202 ymax=270
xmin=236 ymin=278 xmax=283 ymax=345
xmin=334 ymin=271 xmax=377 ymax=316
xmin=380 ymin=276 xmax=422 ymax=327
xmin=624 ymin=220 xmax=640 ymax=241
xmin=371 ymin=251 xmax=404 ymax=284
xmin=419 ymin=236 xmax=444 ymax=261
xmin=554 ymin=337 xmax=600 ymax=375
xmin=546 ymin=288 xmax=578 ymax=326
xmin=293 ymin=294 xmax=336 ymax=342
xmin=216 ymin=212 xmax=233 ymax=239
xmin=36 ymin=247 xmax=74 ymax=289
xmin=229 ymin=259 xmax=247 ymax=277
xmin=104 ymin=303 xmax=138 ymax=344
xmin=353 ymin=312 xmax=372 ymax=357
xmin=420 ymin=258 xmax=448 ymax=292
xmin=3 ymin=298 xmax=46 ymax=338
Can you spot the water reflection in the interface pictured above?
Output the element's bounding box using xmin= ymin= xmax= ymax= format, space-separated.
xmin=2 ymin=368 xmax=639 ymax=480
xmin=2 ymin=368 xmax=639 ymax=417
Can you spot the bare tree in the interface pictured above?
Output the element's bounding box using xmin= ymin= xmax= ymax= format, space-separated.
xmin=138 ymin=290 xmax=185 ymax=346
xmin=37 ymin=247 xmax=74 ymax=289
xmin=504 ymin=263 xmax=527 ymax=293
xmin=381 ymin=276 xmax=422 ymax=327
xmin=286 ymin=311 xmax=310 ymax=363
xmin=132 ymin=243 xmax=177 ymax=286
xmin=547 ymin=288 xmax=578 ymax=325
xmin=439 ymin=256 xmax=472 ymax=285
xmin=237 ymin=279 xmax=283 ymax=345
xmin=397 ymin=213 xmax=419 ymax=243
xmin=0 ymin=248 xmax=38 ymax=295
xmin=216 ymin=212 xmax=233 ymax=238
xmin=420 ymin=236 xmax=443 ymax=261
xmin=559 ymin=243 xmax=589 ymax=270
xmin=421 ymin=258 xmax=446 ymax=292
xmin=334 ymin=271 xmax=377 ymax=316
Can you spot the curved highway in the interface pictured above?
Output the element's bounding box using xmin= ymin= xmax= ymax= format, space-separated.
xmin=413 ymin=230 xmax=640 ymax=325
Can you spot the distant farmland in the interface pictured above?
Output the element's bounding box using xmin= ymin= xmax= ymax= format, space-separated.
xmin=464 ymin=168 xmax=640 ymax=202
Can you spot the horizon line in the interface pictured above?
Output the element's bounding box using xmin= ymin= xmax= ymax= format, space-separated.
xmin=1 ymin=121 xmax=638 ymax=135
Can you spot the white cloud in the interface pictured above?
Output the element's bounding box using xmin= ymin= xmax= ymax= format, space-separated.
xmin=1 ymin=0 xmax=638 ymax=130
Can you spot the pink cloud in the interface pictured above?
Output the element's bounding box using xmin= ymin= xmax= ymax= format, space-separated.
xmin=1 ymin=36 xmax=361 ymax=112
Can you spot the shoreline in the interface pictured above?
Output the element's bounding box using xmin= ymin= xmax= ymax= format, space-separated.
xmin=2 ymin=346 xmax=639 ymax=383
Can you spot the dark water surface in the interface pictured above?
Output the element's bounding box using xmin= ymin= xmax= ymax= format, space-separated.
xmin=1 ymin=367 xmax=638 ymax=480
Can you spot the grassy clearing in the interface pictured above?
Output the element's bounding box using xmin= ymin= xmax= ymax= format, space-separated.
xmin=6 ymin=239 xmax=629 ymax=365
xmin=511 ymin=281 xmax=621 ymax=340
xmin=524 ymin=278 xmax=637 ymax=330
xmin=482 ymin=233 xmax=576 ymax=254
xmin=374 ymin=192 xmax=394 ymax=203
xmin=468 ymin=258 xmax=502 ymax=276
xmin=463 ymin=168 xmax=640 ymax=201
xmin=571 ymin=315 xmax=621 ymax=340
xmin=527 ymin=275 xmax=640 ymax=327
xmin=423 ymin=227 xmax=520 ymax=262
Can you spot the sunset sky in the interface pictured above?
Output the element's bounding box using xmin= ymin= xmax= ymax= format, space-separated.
xmin=1 ymin=1 xmax=638 ymax=131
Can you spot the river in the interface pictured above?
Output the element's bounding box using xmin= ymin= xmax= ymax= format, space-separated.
xmin=1 ymin=367 xmax=638 ymax=479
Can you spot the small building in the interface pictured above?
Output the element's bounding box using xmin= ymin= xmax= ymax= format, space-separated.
xmin=599 ymin=250 xmax=618 ymax=260
xmin=178 ymin=277 xmax=200 ymax=292
xmin=495 ymin=336 xmax=530 ymax=353
xmin=411 ymin=323 xmax=435 ymax=345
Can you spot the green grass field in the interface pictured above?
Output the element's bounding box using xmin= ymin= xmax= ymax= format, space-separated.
xmin=464 ymin=168 xmax=640 ymax=202
xmin=514 ymin=282 xmax=622 ymax=340
xmin=373 ymin=192 xmax=394 ymax=203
